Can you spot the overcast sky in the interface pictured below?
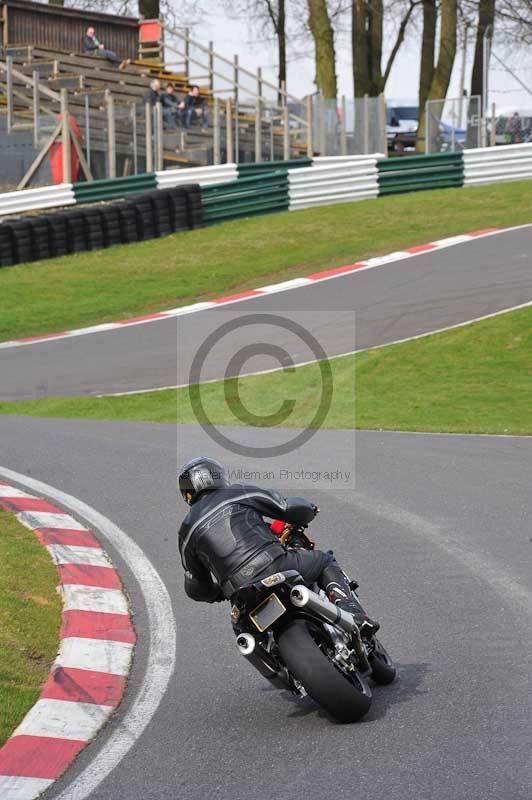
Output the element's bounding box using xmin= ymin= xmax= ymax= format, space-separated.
xmin=196 ymin=8 xmax=532 ymax=115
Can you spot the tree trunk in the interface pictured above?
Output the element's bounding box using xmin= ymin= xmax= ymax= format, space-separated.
xmin=416 ymin=0 xmax=457 ymax=152
xmin=139 ymin=0 xmax=160 ymax=19
xmin=470 ymin=0 xmax=495 ymax=102
xmin=352 ymin=0 xmax=369 ymax=97
xmin=308 ymin=0 xmax=337 ymax=98
xmin=368 ymin=0 xmax=384 ymax=95
xmin=278 ymin=0 xmax=287 ymax=100
xmin=418 ymin=0 xmax=437 ymax=115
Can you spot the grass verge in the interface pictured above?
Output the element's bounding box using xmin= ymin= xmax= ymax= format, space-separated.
xmin=1 ymin=305 xmax=531 ymax=435
xmin=1 ymin=180 xmax=532 ymax=342
xmin=0 ymin=509 xmax=61 ymax=746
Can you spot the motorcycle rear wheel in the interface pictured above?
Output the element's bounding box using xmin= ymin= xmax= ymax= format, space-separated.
xmin=369 ymin=638 xmax=396 ymax=685
xmin=276 ymin=620 xmax=372 ymax=723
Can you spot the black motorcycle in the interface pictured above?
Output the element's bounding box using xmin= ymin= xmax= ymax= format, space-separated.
xmin=231 ymin=523 xmax=396 ymax=723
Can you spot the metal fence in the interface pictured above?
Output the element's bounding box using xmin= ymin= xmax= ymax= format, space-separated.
xmin=426 ymin=95 xmax=482 ymax=153
xmin=312 ymin=94 xmax=386 ymax=157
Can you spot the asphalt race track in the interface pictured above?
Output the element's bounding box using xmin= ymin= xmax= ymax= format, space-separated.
xmin=2 ymin=226 xmax=532 ymax=399
xmin=3 ymin=228 xmax=532 ymax=799
xmin=1 ymin=418 xmax=532 ymax=800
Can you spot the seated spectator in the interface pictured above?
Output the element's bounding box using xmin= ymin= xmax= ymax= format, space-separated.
xmin=144 ymin=79 xmax=162 ymax=107
xmin=160 ymin=82 xmax=182 ymax=129
xmin=180 ymin=85 xmax=208 ymax=130
xmin=82 ymin=27 xmax=130 ymax=71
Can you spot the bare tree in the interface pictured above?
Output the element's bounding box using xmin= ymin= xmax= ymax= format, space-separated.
xmin=307 ymin=0 xmax=337 ymax=97
xmin=222 ymin=0 xmax=288 ymax=97
xmin=139 ymin=0 xmax=159 ymax=17
xmin=418 ymin=0 xmax=437 ymax=113
xmin=416 ymin=0 xmax=457 ymax=150
xmin=352 ymin=0 xmax=419 ymax=96
xmin=469 ymin=0 xmax=495 ymax=102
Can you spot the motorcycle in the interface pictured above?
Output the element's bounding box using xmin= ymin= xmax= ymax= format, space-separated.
xmin=231 ymin=521 xmax=396 ymax=723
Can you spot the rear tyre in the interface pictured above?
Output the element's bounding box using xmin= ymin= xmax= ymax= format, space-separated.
xmin=276 ymin=620 xmax=372 ymax=723
xmin=369 ymin=638 xmax=396 ymax=685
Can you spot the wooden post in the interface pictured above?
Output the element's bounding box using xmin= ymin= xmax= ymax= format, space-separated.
xmin=225 ymin=99 xmax=233 ymax=164
xmin=132 ymin=104 xmax=138 ymax=174
xmin=233 ymin=55 xmax=239 ymax=163
xmin=340 ymin=95 xmax=347 ymax=155
xmin=306 ymin=94 xmax=313 ymax=157
xmin=17 ymin=121 xmax=62 ymax=190
xmin=184 ymin=28 xmax=190 ymax=83
xmin=32 ymin=69 xmax=40 ymax=147
xmin=282 ymin=81 xmax=289 ymax=161
xmin=363 ymin=93 xmax=369 ymax=154
xmin=69 ymin=125 xmax=93 ymax=182
xmin=213 ymin=96 xmax=221 ymax=165
xmin=145 ymin=101 xmax=153 ymax=172
xmin=379 ymin=93 xmax=387 ymax=155
xmin=6 ymin=55 xmax=13 ymax=133
xmin=490 ymin=102 xmax=496 ymax=147
xmin=60 ymin=89 xmax=71 ymax=183
xmin=208 ymin=41 xmax=214 ymax=92
xmin=155 ymin=100 xmax=164 ymax=171
xmin=318 ymin=91 xmax=326 ymax=156
xmin=84 ymin=94 xmax=91 ymax=172
xmin=255 ymin=96 xmax=262 ymax=162
xmin=106 ymin=92 xmax=116 ymax=178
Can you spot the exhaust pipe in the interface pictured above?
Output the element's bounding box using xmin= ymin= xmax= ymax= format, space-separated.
xmin=290 ymin=585 xmax=357 ymax=636
xmin=236 ymin=633 xmax=285 ymax=686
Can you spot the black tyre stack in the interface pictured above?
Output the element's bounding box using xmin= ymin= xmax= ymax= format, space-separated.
xmin=182 ymin=184 xmax=203 ymax=229
xmin=0 ymin=182 xmax=203 ymax=268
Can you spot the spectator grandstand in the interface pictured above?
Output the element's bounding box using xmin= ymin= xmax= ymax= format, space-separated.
xmin=0 ymin=0 xmax=311 ymax=187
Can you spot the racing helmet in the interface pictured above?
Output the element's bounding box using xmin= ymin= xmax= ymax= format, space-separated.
xmin=178 ymin=456 xmax=228 ymax=505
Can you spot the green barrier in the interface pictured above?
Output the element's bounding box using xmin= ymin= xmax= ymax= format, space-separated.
xmin=73 ymin=173 xmax=157 ymax=203
xmin=377 ymin=152 xmax=464 ymax=195
xmin=237 ymin=158 xmax=311 ymax=177
xmin=201 ymin=171 xmax=289 ymax=223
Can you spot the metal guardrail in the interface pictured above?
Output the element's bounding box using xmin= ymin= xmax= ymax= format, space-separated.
xmin=0 ymin=183 xmax=75 ymax=217
xmin=378 ymin=152 xmax=464 ymax=195
xmin=201 ymin=171 xmax=289 ymax=223
xmin=156 ymin=164 xmax=238 ymax=188
xmin=288 ymin=157 xmax=379 ymax=210
xmin=463 ymin=143 xmax=532 ymax=186
xmin=6 ymin=146 xmax=532 ymax=223
xmin=73 ymin=173 xmax=157 ymax=203
xmin=238 ymin=158 xmax=311 ymax=177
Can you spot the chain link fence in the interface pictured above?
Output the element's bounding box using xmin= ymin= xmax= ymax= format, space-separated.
xmin=312 ymin=95 xmax=386 ymax=157
xmin=426 ymin=95 xmax=482 ymax=153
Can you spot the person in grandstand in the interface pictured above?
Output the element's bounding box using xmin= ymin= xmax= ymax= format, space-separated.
xmin=82 ymin=26 xmax=130 ymax=71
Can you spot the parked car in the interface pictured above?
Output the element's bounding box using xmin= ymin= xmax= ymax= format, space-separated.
xmin=386 ymin=103 xmax=418 ymax=153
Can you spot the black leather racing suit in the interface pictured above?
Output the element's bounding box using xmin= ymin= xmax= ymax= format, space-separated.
xmin=178 ymin=483 xmax=360 ymax=607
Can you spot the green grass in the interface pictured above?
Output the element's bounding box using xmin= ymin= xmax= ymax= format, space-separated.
xmin=1 ymin=180 xmax=532 ymax=342
xmin=0 ymin=509 xmax=61 ymax=746
xmin=2 ymin=305 xmax=531 ymax=435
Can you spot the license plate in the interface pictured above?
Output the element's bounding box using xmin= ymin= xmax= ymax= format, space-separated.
xmin=249 ymin=593 xmax=286 ymax=632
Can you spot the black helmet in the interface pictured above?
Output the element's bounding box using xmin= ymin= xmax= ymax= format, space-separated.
xmin=178 ymin=457 xmax=228 ymax=505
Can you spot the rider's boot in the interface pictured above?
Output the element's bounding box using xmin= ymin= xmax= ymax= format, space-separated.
xmin=321 ymin=563 xmax=380 ymax=638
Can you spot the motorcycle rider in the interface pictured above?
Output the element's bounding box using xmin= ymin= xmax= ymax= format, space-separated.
xmin=178 ymin=456 xmax=379 ymax=637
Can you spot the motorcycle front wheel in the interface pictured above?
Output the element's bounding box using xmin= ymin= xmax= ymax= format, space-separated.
xmin=276 ymin=620 xmax=372 ymax=723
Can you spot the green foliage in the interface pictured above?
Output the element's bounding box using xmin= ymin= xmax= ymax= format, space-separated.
xmin=2 ymin=180 xmax=532 ymax=342
xmin=1 ymin=306 xmax=531 ymax=435
xmin=0 ymin=511 xmax=61 ymax=745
